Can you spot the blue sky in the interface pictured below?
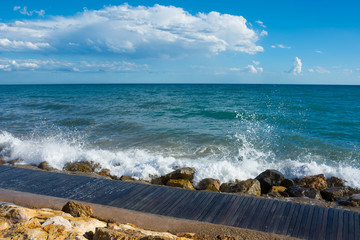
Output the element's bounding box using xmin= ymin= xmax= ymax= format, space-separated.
xmin=0 ymin=0 xmax=359 ymax=84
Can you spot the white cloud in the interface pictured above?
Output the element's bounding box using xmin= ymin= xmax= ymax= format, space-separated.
xmin=255 ymin=20 xmax=266 ymax=28
xmin=229 ymin=64 xmax=263 ymax=74
xmin=260 ymin=30 xmax=268 ymax=36
xmin=252 ymin=60 xmax=260 ymax=65
xmin=13 ymin=6 xmax=45 ymax=17
xmin=0 ymin=38 xmax=50 ymax=51
xmin=2 ymin=4 xmax=264 ymax=58
xmin=0 ymin=58 xmax=147 ymax=72
xmin=314 ymin=50 xmax=323 ymax=54
xmin=308 ymin=66 xmax=330 ymax=74
xmin=288 ymin=57 xmax=302 ymax=75
xmin=271 ymin=44 xmax=291 ymax=49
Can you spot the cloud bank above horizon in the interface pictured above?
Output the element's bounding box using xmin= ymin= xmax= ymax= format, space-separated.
xmin=0 ymin=4 xmax=264 ymax=58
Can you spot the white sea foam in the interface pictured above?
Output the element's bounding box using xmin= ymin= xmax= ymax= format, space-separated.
xmin=1 ymin=130 xmax=360 ymax=188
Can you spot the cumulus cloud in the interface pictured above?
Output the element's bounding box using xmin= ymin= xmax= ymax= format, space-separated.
xmin=13 ymin=6 xmax=45 ymax=17
xmin=314 ymin=50 xmax=323 ymax=54
xmin=288 ymin=57 xmax=302 ymax=75
xmin=2 ymin=4 xmax=264 ymax=58
xmin=260 ymin=30 xmax=268 ymax=36
xmin=0 ymin=38 xmax=50 ymax=51
xmin=0 ymin=58 xmax=147 ymax=72
xmin=229 ymin=64 xmax=263 ymax=74
xmin=308 ymin=66 xmax=330 ymax=74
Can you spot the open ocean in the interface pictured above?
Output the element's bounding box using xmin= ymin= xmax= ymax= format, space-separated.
xmin=0 ymin=84 xmax=359 ymax=186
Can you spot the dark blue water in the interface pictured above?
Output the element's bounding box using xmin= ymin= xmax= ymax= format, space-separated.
xmin=0 ymin=84 xmax=359 ymax=186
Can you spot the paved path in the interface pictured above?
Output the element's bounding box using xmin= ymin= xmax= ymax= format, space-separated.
xmin=0 ymin=165 xmax=359 ymax=239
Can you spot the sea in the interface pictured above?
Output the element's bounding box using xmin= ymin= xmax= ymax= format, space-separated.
xmin=0 ymin=84 xmax=359 ymax=187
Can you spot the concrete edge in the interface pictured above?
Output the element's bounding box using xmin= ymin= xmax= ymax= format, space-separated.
xmin=0 ymin=188 xmax=297 ymax=240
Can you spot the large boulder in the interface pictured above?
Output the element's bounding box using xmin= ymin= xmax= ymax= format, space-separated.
xmin=38 ymin=161 xmax=56 ymax=171
xmin=166 ymin=179 xmax=195 ymax=190
xmin=62 ymin=201 xmax=93 ymax=218
xmin=198 ymin=178 xmax=220 ymax=192
xmin=220 ymin=179 xmax=261 ymax=196
xmin=321 ymin=187 xmax=349 ymax=201
xmin=280 ymin=179 xmax=294 ymax=188
xmin=327 ymin=176 xmax=346 ymax=188
xmin=339 ymin=194 xmax=360 ymax=207
xmin=161 ymin=167 xmax=196 ymax=184
xmin=298 ymin=174 xmax=328 ymax=191
xmin=287 ymin=186 xmax=321 ymax=200
xmin=0 ymin=205 xmax=29 ymax=224
xmin=255 ymin=169 xmax=284 ymax=194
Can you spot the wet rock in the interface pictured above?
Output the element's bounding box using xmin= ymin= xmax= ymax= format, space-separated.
xmin=339 ymin=194 xmax=360 ymax=207
xmin=38 ymin=161 xmax=56 ymax=171
xmin=62 ymin=201 xmax=93 ymax=218
xmin=255 ymin=169 xmax=284 ymax=194
xmin=281 ymin=179 xmax=294 ymax=188
xmin=162 ymin=167 xmax=196 ymax=184
xmin=287 ymin=186 xmax=322 ymax=200
xmin=327 ymin=176 xmax=346 ymax=188
xmin=268 ymin=186 xmax=289 ymax=197
xmin=321 ymin=187 xmax=349 ymax=201
xmin=166 ymin=179 xmax=195 ymax=190
xmin=7 ymin=158 xmax=23 ymax=165
xmin=151 ymin=176 xmax=164 ymax=185
xmin=42 ymin=216 xmax=72 ymax=231
xmin=98 ymin=168 xmax=111 ymax=177
xmin=198 ymin=178 xmax=220 ymax=192
xmin=220 ymin=179 xmax=261 ymax=196
xmin=298 ymin=174 xmax=328 ymax=191
xmin=0 ymin=159 xmax=4 ymax=165
xmin=120 ymin=175 xmax=151 ymax=184
xmin=63 ymin=161 xmax=101 ymax=173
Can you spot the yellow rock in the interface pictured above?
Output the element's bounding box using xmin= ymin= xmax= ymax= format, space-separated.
xmin=166 ymin=179 xmax=195 ymax=190
xmin=0 ymin=220 xmax=9 ymax=231
xmin=270 ymin=186 xmax=287 ymax=193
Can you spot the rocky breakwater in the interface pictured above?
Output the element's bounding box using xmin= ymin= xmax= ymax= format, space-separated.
xmin=0 ymin=201 xmax=244 ymax=240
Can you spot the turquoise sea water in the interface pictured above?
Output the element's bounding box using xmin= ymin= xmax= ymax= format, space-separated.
xmin=0 ymin=84 xmax=359 ymax=186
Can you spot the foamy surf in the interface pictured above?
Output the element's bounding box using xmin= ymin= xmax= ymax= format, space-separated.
xmin=1 ymin=130 xmax=360 ymax=188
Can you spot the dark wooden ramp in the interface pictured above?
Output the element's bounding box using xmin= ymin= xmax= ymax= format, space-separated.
xmin=0 ymin=165 xmax=359 ymax=239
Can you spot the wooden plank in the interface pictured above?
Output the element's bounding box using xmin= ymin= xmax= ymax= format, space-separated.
xmin=160 ymin=189 xmax=196 ymax=217
xmin=329 ymin=208 xmax=340 ymax=240
xmin=197 ymin=193 xmax=224 ymax=221
xmin=261 ymin=200 xmax=280 ymax=232
xmin=282 ymin=203 xmax=300 ymax=236
xmin=354 ymin=212 xmax=360 ymax=240
xmin=342 ymin=210 xmax=350 ymax=240
xmin=319 ymin=207 xmax=329 ymax=240
xmin=264 ymin=200 xmax=287 ymax=233
xmin=234 ymin=197 xmax=260 ymax=228
xmin=211 ymin=194 xmax=240 ymax=225
xmin=300 ymin=204 xmax=315 ymax=240
xmin=136 ymin=187 xmax=174 ymax=212
xmin=178 ymin=191 xmax=209 ymax=220
xmin=349 ymin=211 xmax=355 ymax=240
xmin=293 ymin=204 xmax=309 ymax=238
xmin=275 ymin=202 xmax=292 ymax=234
xmin=146 ymin=188 xmax=184 ymax=214
xmin=241 ymin=198 xmax=267 ymax=229
xmin=336 ymin=209 xmax=344 ymax=240
xmin=110 ymin=184 xmax=154 ymax=209
xmin=192 ymin=192 xmax=218 ymax=221
xmin=202 ymin=194 xmax=232 ymax=223
xmin=325 ymin=208 xmax=335 ymax=240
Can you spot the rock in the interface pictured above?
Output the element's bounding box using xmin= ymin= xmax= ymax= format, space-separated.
xmin=98 ymin=168 xmax=111 ymax=177
xmin=327 ymin=176 xmax=346 ymax=188
xmin=151 ymin=177 xmax=164 ymax=185
xmin=162 ymin=167 xmax=196 ymax=184
xmin=339 ymin=194 xmax=360 ymax=207
xmin=166 ymin=179 xmax=195 ymax=190
xmin=0 ymin=220 xmax=9 ymax=231
xmin=255 ymin=169 xmax=284 ymax=194
xmin=198 ymin=178 xmax=220 ymax=192
xmin=42 ymin=216 xmax=72 ymax=231
xmin=321 ymin=187 xmax=349 ymax=201
xmin=298 ymin=174 xmax=328 ymax=191
xmin=220 ymin=179 xmax=261 ymax=196
xmin=0 ymin=158 xmax=5 ymax=165
xmin=7 ymin=158 xmax=23 ymax=165
xmin=62 ymin=201 xmax=93 ymax=218
xmin=38 ymin=161 xmax=56 ymax=171
xmin=268 ymin=186 xmax=289 ymax=197
xmin=7 ymin=207 xmax=29 ymax=224
xmin=43 ymin=224 xmax=78 ymax=239
xmin=120 ymin=175 xmax=151 ymax=184
xmin=71 ymin=219 xmax=106 ymax=237
xmin=287 ymin=186 xmax=322 ymax=200
xmin=63 ymin=161 xmax=101 ymax=173
xmin=281 ymin=179 xmax=294 ymax=188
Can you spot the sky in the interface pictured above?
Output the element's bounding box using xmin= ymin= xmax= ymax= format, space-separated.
xmin=0 ymin=0 xmax=359 ymax=84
